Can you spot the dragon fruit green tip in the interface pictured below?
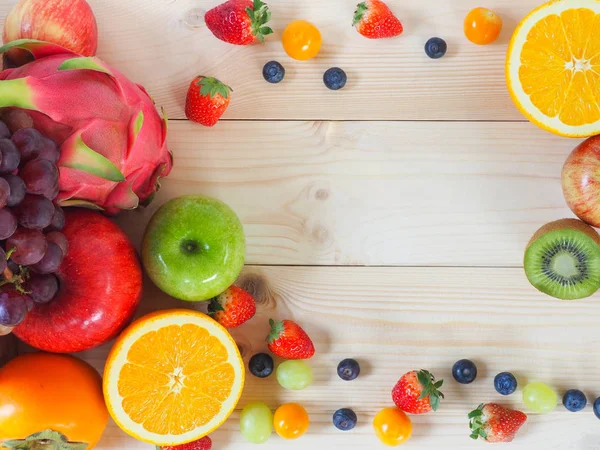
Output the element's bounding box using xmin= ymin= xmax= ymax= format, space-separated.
xmin=0 ymin=39 xmax=173 ymax=215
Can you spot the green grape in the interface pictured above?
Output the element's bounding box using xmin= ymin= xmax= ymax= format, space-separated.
xmin=276 ymin=360 xmax=313 ymax=391
xmin=522 ymin=382 xmax=558 ymax=413
xmin=240 ymin=401 xmax=273 ymax=444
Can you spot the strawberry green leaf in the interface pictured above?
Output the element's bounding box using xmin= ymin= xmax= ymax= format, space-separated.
xmin=196 ymin=77 xmax=232 ymax=100
xmin=468 ymin=404 xmax=488 ymax=441
xmin=208 ymin=297 xmax=225 ymax=316
xmin=248 ymin=0 xmax=272 ymax=42
xmin=416 ymin=369 xmax=444 ymax=411
xmin=353 ymin=2 xmax=368 ymax=26
xmin=267 ymin=318 xmax=284 ymax=343
xmin=430 ymin=394 xmax=439 ymax=411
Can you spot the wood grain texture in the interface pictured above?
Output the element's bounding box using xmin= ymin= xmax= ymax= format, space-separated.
xmin=114 ymin=120 xmax=579 ymax=267
xmin=59 ymin=266 xmax=600 ymax=449
xmin=0 ymin=0 xmax=544 ymax=120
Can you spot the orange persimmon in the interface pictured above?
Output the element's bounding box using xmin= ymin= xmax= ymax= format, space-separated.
xmin=0 ymin=353 xmax=108 ymax=449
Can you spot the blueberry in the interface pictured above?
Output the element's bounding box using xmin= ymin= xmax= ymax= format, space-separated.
xmin=333 ymin=408 xmax=357 ymax=431
xmin=324 ymin=67 xmax=347 ymax=91
xmin=494 ymin=372 xmax=518 ymax=396
xmin=594 ymin=397 xmax=600 ymax=419
xmin=452 ymin=359 xmax=477 ymax=384
xmin=337 ymin=358 xmax=360 ymax=381
xmin=562 ymin=389 xmax=587 ymax=412
xmin=263 ymin=61 xmax=285 ymax=84
xmin=249 ymin=353 xmax=274 ymax=378
xmin=425 ymin=37 xmax=447 ymax=59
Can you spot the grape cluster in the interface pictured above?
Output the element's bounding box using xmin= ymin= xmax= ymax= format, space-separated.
xmin=0 ymin=110 xmax=67 ymax=332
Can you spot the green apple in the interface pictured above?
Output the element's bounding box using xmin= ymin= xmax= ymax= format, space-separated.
xmin=142 ymin=195 xmax=246 ymax=301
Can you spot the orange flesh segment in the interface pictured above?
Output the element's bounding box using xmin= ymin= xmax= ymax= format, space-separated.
xmin=519 ymin=8 xmax=600 ymax=126
xmin=117 ymin=324 xmax=234 ymax=435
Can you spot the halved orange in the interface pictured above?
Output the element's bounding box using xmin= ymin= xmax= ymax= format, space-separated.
xmin=507 ymin=0 xmax=600 ymax=137
xmin=103 ymin=309 xmax=244 ymax=446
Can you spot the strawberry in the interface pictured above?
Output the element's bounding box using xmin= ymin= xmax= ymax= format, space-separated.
xmin=353 ymin=0 xmax=403 ymax=39
xmin=159 ymin=436 xmax=212 ymax=450
xmin=267 ymin=319 xmax=315 ymax=360
xmin=208 ymin=286 xmax=256 ymax=328
xmin=185 ymin=76 xmax=232 ymax=127
xmin=392 ymin=369 xmax=444 ymax=414
xmin=468 ymin=403 xmax=527 ymax=443
xmin=205 ymin=0 xmax=273 ymax=45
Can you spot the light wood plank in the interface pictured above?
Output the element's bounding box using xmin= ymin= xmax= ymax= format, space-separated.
xmin=64 ymin=266 xmax=600 ymax=449
xmin=115 ymin=120 xmax=579 ymax=267
xmin=1 ymin=0 xmax=541 ymax=120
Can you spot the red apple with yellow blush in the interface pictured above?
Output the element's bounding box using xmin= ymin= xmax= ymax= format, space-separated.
xmin=3 ymin=0 xmax=98 ymax=65
xmin=562 ymin=135 xmax=600 ymax=227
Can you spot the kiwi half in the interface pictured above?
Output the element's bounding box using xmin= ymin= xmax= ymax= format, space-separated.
xmin=524 ymin=219 xmax=600 ymax=300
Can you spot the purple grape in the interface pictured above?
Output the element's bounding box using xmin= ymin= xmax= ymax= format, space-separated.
xmin=0 ymin=291 xmax=28 ymax=327
xmin=3 ymin=174 xmax=25 ymax=207
xmin=0 ymin=247 xmax=6 ymax=274
xmin=0 ymin=121 xmax=10 ymax=139
xmin=38 ymin=138 xmax=60 ymax=163
xmin=31 ymin=242 xmax=63 ymax=274
xmin=20 ymin=159 xmax=59 ymax=196
xmin=0 ymin=208 xmax=17 ymax=240
xmin=12 ymin=128 xmax=42 ymax=162
xmin=14 ymin=194 xmax=54 ymax=229
xmin=3 ymin=110 xmax=33 ymax=134
xmin=43 ymin=183 xmax=59 ymax=201
xmin=0 ymin=139 xmax=20 ymax=174
xmin=0 ymin=177 xmax=9 ymax=208
xmin=6 ymin=228 xmax=47 ymax=265
xmin=46 ymin=231 xmax=68 ymax=256
xmin=7 ymin=260 xmax=18 ymax=274
xmin=26 ymin=274 xmax=59 ymax=304
xmin=24 ymin=296 xmax=34 ymax=312
xmin=47 ymin=204 xmax=65 ymax=231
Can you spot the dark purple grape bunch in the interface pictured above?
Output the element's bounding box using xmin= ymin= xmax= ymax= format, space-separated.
xmin=0 ymin=110 xmax=67 ymax=330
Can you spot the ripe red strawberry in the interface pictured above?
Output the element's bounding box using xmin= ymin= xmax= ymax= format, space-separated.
xmin=392 ymin=369 xmax=444 ymax=414
xmin=267 ymin=319 xmax=315 ymax=360
xmin=159 ymin=436 xmax=212 ymax=450
xmin=469 ymin=403 xmax=527 ymax=443
xmin=185 ymin=76 xmax=232 ymax=127
xmin=353 ymin=0 xmax=403 ymax=39
xmin=208 ymin=286 xmax=256 ymax=328
xmin=205 ymin=0 xmax=273 ymax=45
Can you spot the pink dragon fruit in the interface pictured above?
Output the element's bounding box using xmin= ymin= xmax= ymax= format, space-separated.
xmin=0 ymin=39 xmax=172 ymax=214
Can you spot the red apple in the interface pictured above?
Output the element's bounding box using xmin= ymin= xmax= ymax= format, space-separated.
xmin=562 ymin=135 xmax=600 ymax=227
xmin=3 ymin=0 xmax=98 ymax=66
xmin=13 ymin=210 xmax=142 ymax=353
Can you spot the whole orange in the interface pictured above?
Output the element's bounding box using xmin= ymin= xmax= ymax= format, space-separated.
xmin=0 ymin=353 xmax=108 ymax=448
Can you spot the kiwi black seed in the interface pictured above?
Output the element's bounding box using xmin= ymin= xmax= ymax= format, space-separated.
xmin=524 ymin=219 xmax=600 ymax=300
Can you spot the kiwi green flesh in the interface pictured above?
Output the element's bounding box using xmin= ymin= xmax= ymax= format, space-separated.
xmin=524 ymin=228 xmax=600 ymax=300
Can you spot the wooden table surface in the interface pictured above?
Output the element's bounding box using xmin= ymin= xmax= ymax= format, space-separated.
xmin=3 ymin=0 xmax=600 ymax=449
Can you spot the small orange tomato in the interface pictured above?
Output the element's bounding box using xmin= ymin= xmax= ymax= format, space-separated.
xmin=282 ymin=20 xmax=322 ymax=61
xmin=273 ymin=403 xmax=309 ymax=439
xmin=373 ymin=407 xmax=412 ymax=446
xmin=464 ymin=7 xmax=502 ymax=45
xmin=0 ymin=353 xmax=108 ymax=449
